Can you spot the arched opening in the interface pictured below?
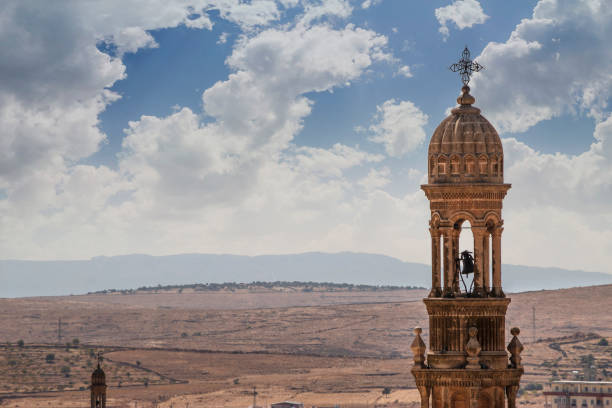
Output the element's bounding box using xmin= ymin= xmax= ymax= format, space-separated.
xmin=479 ymin=155 xmax=488 ymax=175
xmin=440 ymin=234 xmax=444 ymax=290
xmin=486 ymin=219 xmax=495 ymax=294
xmin=438 ymin=156 xmax=448 ymax=175
xmin=457 ymin=219 xmax=474 ymax=295
xmin=465 ymin=155 xmax=475 ymax=175
xmin=450 ymin=155 xmax=460 ymax=175
xmin=488 ymin=233 xmax=493 ymax=292
xmin=451 ymin=391 xmax=468 ymax=408
xmin=491 ymin=156 xmax=498 ymax=176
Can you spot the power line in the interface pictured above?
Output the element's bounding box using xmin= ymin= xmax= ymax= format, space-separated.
xmin=532 ymin=306 xmax=536 ymax=343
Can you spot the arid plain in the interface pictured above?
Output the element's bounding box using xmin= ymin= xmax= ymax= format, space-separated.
xmin=0 ymin=284 xmax=610 ymax=407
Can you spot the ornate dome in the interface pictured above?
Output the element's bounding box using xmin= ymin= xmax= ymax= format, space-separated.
xmin=427 ymin=85 xmax=503 ymax=184
xmin=91 ymin=363 xmax=106 ymax=386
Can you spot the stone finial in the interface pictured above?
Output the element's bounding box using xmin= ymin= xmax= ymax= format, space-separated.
xmin=457 ymin=85 xmax=476 ymax=106
xmin=411 ymin=327 xmax=427 ymax=368
xmin=465 ymin=326 xmax=481 ymax=369
xmin=507 ymin=327 xmax=524 ymax=368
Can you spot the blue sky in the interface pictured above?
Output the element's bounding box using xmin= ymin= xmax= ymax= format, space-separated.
xmin=0 ymin=0 xmax=611 ymax=274
xmin=97 ymin=0 xmax=559 ymax=163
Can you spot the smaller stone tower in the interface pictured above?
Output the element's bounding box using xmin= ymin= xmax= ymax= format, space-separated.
xmin=91 ymin=354 xmax=107 ymax=408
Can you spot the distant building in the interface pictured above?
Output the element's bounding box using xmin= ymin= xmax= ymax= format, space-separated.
xmin=544 ymin=381 xmax=612 ymax=408
xmin=271 ymin=402 xmax=304 ymax=408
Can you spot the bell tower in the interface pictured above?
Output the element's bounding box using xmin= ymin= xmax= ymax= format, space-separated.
xmin=91 ymin=353 xmax=106 ymax=408
xmin=411 ymin=48 xmax=524 ymax=408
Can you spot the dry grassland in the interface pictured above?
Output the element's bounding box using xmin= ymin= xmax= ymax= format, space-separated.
xmin=0 ymin=285 xmax=609 ymax=407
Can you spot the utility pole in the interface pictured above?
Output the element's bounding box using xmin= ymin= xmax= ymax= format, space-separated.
xmin=252 ymin=386 xmax=258 ymax=408
xmin=532 ymin=306 xmax=536 ymax=343
xmin=58 ymin=318 xmax=62 ymax=344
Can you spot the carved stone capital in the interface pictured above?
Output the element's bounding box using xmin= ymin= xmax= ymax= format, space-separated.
xmin=429 ymin=287 xmax=443 ymax=298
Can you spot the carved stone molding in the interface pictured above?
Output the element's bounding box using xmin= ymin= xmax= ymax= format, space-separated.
xmin=424 ymin=298 xmax=510 ymax=316
xmin=412 ymin=368 xmax=524 ymax=388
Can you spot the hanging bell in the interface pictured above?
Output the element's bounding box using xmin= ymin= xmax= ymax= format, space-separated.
xmin=460 ymin=250 xmax=474 ymax=275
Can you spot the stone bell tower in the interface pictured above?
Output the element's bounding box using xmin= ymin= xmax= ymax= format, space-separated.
xmin=91 ymin=353 xmax=107 ymax=408
xmin=411 ymin=48 xmax=524 ymax=408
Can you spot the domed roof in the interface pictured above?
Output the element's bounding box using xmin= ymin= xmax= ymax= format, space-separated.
xmin=91 ymin=363 xmax=106 ymax=385
xmin=427 ymin=86 xmax=504 ymax=184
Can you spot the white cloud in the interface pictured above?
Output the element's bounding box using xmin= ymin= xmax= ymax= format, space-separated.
xmin=7 ymin=0 xmax=610 ymax=277
xmin=300 ymin=0 xmax=353 ymax=26
xmin=499 ymin=113 xmax=612 ymax=271
xmin=368 ymin=99 xmax=428 ymax=157
xmin=291 ymin=144 xmax=383 ymax=178
xmin=449 ymin=0 xmax=612 ymax=273
xmin=435 ymin=0 xmax=488 ymax=40
xmin=471 ymin=0 xmax=612 ymax=133
xmin=108 ymin=27 xmax=159 ymax=56
xmin=217 ymin=32 xmax=230 ymax=44
xmin=0 ymin=7 xmax=406 ymax=263
xmin=361 ymin=0 xmax=382 ymax=9
xmin=359 ymin=167 xmax=391 ymax=191
xmin=396 ymin=65 xmax=412 ymax=78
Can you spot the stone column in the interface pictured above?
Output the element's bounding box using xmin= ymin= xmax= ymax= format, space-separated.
xmin=429 ymin=228 xmax=442 ymax=297
xmin=483 ymin=232 xmax=490 ymax=294
xmin=506 ymin=385 xmax=519 ymax=408
xmin=442 ymin=228 xmax=453 ymax=297
xmin=417 ymin=385 xmax=430 ymax=408
xmin=472 ymin=227 xmax=485 ymax=297
xmin=452 ymin=229 xmax=461 ymax=294
xmin=492 ymin=227 xmax=504 ymax=297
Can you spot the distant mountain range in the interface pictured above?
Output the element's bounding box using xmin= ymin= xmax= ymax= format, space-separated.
xmin=1 ymin=252 xmax=611 ymax=298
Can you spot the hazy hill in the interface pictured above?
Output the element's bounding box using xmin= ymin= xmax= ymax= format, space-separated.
xmin=1 ymin=252 xmax=611 ymax=297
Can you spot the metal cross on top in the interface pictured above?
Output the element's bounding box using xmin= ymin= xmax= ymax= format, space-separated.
xmin=97 ymin=351 xmax=103 ymax=366
xmin=449 ymin=46 xmax=484 ymax=86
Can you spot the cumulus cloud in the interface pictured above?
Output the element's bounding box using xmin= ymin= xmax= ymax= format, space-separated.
xmin=359 ymin=167 xmax=391 ymax=191
xmin=1 ymin=2 xmax=416 ymax=263
xmin=435 ymin=0 xmax=488 ymax=40
xmin=361 ymin=0 xmax=382 ymax=9
xmin=396 ymin=65 xmax=412 ymax=78
xmin=471 ymin=0 xmax=612 ymax=133
xmin=217 ymin=32 xmax=230 ymax=44
xmin=368 ymin=99 xmax=428 ymax=157
xmin=459 ymin=0 xmax=612 ymax=271
xmin=118 ymin=22 xmax=391 ymax=210
xmin=300 ymin=0 xmax=353 ymax=26
xmin=0 ymin=0 xmax=288 ymax=191
xmin=500 ymin=113 xmax=612 ymax=271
